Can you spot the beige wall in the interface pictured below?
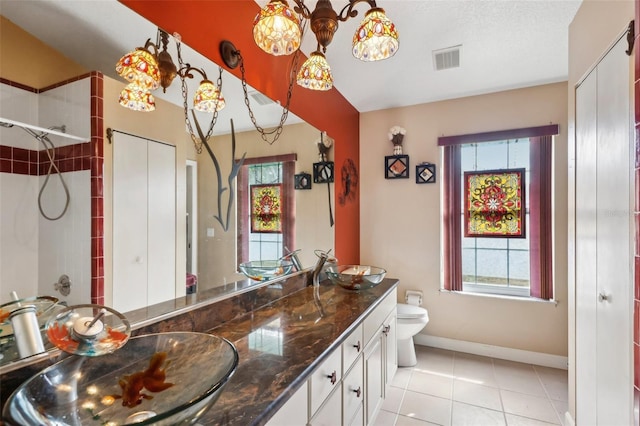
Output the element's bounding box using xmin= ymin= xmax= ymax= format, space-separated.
xmin=567 ymin=0 xmax=635 ymax=419
xmin=360 ymin=82 xmax=568 ymax=356
xmin=0 ymin=16 xmax=86 ymax=86
xmin=197 ymin=122 xmax=335 ymax=289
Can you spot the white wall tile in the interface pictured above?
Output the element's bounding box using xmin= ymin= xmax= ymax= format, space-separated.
xmin=0 ymin=173 xmax=39 ymax=303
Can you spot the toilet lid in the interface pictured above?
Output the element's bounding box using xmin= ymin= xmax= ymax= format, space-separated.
xmin=397 ymin=303 xmax=427 ymax=319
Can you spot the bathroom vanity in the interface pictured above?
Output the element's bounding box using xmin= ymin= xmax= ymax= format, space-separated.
xmin=200 ymin=278 xmax=398 ymax=425
xmin=0 ymin=273 xmax=398 ymax=425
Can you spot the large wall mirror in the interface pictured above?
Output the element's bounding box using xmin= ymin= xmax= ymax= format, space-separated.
xmin=0 ymin=1 xmax=334 ymax=366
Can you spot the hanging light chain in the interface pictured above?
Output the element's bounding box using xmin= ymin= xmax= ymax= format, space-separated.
xmin=237 ymin=47 xmax=300 ymax=145
xmin=176 ymin=39 xmax=222 ymax=153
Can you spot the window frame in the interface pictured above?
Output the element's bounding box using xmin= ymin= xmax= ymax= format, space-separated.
xmin=438 ymin=125 xmax=557 ymax=300
xmin=237 ymin=154 xmax=296 ymax=265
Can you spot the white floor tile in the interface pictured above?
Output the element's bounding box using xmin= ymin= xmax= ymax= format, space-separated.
xmin=504 ymin=413 xmax=559 ymax=425
xmin=451 ymin=401 xmax=506 ymax=426
xmin=384 ymin=386 xmax=406 ymax=413
xmin=493 ymin=361 xmax=546 ymax=397
xmin=453 ymin=353 xmax=498 ymax=388
xmin=408 ymin=370 xmax=454 ymax=399
xmin=374 ymin=409 xmax=399 ymax=426
xmin=392 ymin=347 xmax=568 ymax=426
xmin=453 ymin=380 xmax=503 ymax=411
xmin=395 ymin=413 xmax=441 ymax=426
xmin=549 ymin=400 xmax=568 ymax=425
xmin=400 ymin=389 xmax=452 ymax=425
xmin=393 ymin=367 xmax=413 ymax=389
xmin=533 ymin=366 xmax=568 ymax=402
xmin=415 ymin=346 xmax=455 ymax=376
xmin=500 ymin=390 xmax=560 ymax=424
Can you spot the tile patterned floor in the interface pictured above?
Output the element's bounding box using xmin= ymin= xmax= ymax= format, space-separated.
xmin=374 ymin=345 xmax=568 ymax=426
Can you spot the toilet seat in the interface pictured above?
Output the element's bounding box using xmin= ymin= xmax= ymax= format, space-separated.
xmin=397 ymin=303 xmax=427 ymax=319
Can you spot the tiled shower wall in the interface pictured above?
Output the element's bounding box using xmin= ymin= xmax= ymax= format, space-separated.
xmin=0 ymin=72 xmax=103 ymax=305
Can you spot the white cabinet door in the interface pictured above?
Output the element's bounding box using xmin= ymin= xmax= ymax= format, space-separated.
xmin=147 ymin=141 xmax=176 ymax=306
xmin=343 ymin=356 xmax=364 ymax=425
xmin=112 ymin=133 xmax=176 ymax=312
xmin=113 ymin=134 xmax=148 ymax=313
xmin=575 ymin=35 xmax=633 ymax=424
xmin=266 ymin=382 xmax=308 ymax=426
xmin=364 ymin=331 xmax=384 ymax=426
xmin=310 ymin=385 xmax=342 ymax=426
xmin=384 ymin=310 xmax=397 ymax=389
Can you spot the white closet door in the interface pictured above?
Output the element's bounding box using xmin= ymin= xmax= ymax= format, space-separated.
xmin=147 ymin=141 xmax=176 ymax=306
xmin=575 ymin=35 xmax=633 ymax=424
xmin=113 ymin=133 xmax=148 ymax=313
xmin=594 ymin=36 xmax=632 ymax=424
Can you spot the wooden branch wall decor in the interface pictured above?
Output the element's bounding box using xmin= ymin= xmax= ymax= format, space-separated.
xmin=192 ymin=112 xmax=246 ymax=231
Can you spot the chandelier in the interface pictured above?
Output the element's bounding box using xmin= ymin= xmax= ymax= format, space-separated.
xmin=253 ymin=0 xmax=399 ymax=91
xmin=116 ymin=29 xmax=225 ymax=151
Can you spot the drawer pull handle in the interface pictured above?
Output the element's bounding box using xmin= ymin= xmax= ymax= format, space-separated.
xmin=353 ymin=341 xmax=361 ymax=352
xmin=327 ymin=371 xmax=337 ymax=385
xmin=382 ymin=325 xmax=391 ymax=336
xmin=353 ymin=387 xmax=361 ymax=398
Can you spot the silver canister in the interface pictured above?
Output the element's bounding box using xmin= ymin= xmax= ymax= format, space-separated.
xmin=9 ymin=305 xmax=45 ymax=358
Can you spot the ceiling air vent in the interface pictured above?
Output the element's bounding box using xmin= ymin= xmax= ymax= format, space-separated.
xmin=249 ymin=90 xmax=275 ymax=106
xmin=433 ymin=45 xmax=461 ymax=71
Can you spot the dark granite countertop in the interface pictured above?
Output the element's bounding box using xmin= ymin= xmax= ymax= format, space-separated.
xmin=199 ymin=278 xmax=398 ymax=426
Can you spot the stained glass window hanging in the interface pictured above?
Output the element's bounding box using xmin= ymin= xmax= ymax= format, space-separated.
xmin=250 ymin=183 xmax=283 ymax=233
xmin=464 ymin=168 xmax=525 ymax=238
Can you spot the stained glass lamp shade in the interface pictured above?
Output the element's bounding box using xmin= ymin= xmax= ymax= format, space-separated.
xmin=194 ymin=80 xmax=226 ymax=113
xmin=297 ymin=51 xmax=333 ymax=91
xmin=115 ymin=48 xmax=161 ymax=91
xmin=352 ymin=8 xmax=399 ymax=61
xmin=119 ymin=83 xmax=156 ymax=112
xmin=253 ymin=0 xmax=301 ymax=56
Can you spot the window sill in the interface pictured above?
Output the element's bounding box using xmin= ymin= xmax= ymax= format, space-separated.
xmin=438 ymin=288 xmax=558 ymax=306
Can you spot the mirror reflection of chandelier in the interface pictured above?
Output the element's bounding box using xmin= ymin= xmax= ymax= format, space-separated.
xmin=252 ymin=0 xmax=399 ymax=91
xmin=115 ymin=29 xmax=225 ymax=115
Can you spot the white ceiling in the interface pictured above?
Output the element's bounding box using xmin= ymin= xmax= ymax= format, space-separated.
xmin=1 ymin=0 xmax=582 ymax=135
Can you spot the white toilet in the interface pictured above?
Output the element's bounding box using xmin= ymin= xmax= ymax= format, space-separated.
xmin=396 ymin=301 xmax=429 ymax=367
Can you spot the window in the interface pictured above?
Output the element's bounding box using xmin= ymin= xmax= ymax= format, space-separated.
xmin=439 ymin=125 xmax=557 ymax=299
xmin=237 ymin=154 xmax=296 ymax=264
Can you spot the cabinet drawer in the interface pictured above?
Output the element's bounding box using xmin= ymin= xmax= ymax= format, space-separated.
xmin=310 ymin=347 xmax=342 ymax=416
xmin=363 ymin=288 xmax=397 ymax=345
xmin=343 ymin=323 xmax=363 ymax=373
xmin=343 ymin=356 xmax=364 ymax=425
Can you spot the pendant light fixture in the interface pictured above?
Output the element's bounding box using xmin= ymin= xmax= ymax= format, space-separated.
xmin=253 ymin=0 xmax=398 ymax=91
xmin=115 ymin=29 xmax=225 ymax=152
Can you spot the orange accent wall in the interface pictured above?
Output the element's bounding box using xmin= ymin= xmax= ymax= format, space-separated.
xmin=119 ymin=0 xmax=360 ymax=263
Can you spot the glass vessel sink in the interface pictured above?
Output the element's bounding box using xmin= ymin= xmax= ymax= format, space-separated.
xmin=325 ymin=265 xmax=387 ymax=290
xmin=238 ymin=259 xmax=294 ymax=281
xmin=2 ymin=332 xmax=239 ymax=425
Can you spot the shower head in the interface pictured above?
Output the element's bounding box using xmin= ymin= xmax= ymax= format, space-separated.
xmin=0 ymin=122 xmax=14 ymax=128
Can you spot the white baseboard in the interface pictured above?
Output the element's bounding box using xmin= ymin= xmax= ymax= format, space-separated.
xmin=414 ymin=334 xmax=568 ymax=370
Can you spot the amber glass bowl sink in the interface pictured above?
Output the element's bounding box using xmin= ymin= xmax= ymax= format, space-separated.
xmin=2 ymin=332 xmax=239 ymax=425
xmin=239 ymin=259 xmax=294 ymax=281
xmin=325 ymin=265 xmax=387 ymax=290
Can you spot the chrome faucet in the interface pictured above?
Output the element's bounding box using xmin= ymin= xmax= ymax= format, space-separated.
xmin=312 ymin=249 xmax=336 ymax=286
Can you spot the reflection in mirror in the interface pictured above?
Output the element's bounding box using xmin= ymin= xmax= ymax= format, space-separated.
xmin=0 ymin=1 xmax=334 ymax=367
